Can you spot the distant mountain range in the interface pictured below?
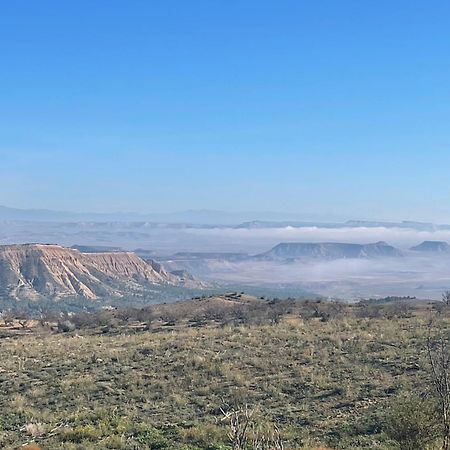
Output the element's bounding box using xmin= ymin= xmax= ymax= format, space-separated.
xmin=237 ymin=220 xmax=450 ymax=232
xmin=3 ymin=205 xmax=450 ymax=229
xmin=0 ymin=205 xmax=342 ymax=225
xmin=0 ymin=244 xmax=205 ymax=301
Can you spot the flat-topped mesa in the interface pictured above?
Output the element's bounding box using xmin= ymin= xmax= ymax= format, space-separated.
xmin=410 ymin=241 xmax=450 ymax=252
xmin=0 ymin=244 xmax=200 ymax=301
xmin=257 ymin=241 xmax=403 ymax=260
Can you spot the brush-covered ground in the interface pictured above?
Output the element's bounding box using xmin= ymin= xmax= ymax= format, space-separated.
xmin=0 ymin=294 xmax=447 ymax=449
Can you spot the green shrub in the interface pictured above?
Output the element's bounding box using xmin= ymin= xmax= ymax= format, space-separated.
xmin=383 ymin=394 xmax=441 ymax=450
xmin=134 ymin=425 xmax=169 ymax=448
xmin=62 ymin=424 xmax=102 ymax=443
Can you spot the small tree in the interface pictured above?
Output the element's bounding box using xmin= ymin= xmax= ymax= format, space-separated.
xmin=428 ymin=323 xmax=450 ymax=450
xmin=231 ymin=305 xmax=251 ymax=325
xmin=57 ymin=320 xmax=76 ymax=333
xmin=136 ymin=308 xmax=155 ymax=330
xmin=221 ymin=405 xmax=253 ymax=450
xmin=442 ymin=291 xmax=450 ymax=307
xmin=1 ymin=311 xmax=14 ymax=327
xmin=38 ymin=308 xmax=58 ymax=327
xmin=267 ymin=300 xmax=291 ymax=325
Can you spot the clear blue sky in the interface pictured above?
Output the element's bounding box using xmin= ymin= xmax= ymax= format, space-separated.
xmin=1 ymin=1 xmax=450 ymax=221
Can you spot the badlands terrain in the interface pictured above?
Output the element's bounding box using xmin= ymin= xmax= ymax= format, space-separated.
xmin=0 ymin=244 xmax=204 ymax=302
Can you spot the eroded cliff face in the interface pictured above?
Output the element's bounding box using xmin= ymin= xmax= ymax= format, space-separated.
xmin=83 ymin=251 xmax=176 ymax=284
xmin=0 ymin=244 xmax=192 ymax=300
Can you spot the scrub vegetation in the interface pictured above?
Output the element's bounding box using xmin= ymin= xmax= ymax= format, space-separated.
xmin=0 ymin=294 xmax=448 ymax=449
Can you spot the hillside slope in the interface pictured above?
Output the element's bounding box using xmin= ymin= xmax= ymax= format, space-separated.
xmin=0 ymin=244 xmax=202 ymax=301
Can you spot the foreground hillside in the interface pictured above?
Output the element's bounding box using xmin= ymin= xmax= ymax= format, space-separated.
xmin=0 ymin=244 xmax=204 ymax=301
xmin=0 ymin=295 xmax=448 ymax=449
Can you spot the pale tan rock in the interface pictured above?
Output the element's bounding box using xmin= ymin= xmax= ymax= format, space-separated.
xmin=0 ymin=244 xmax=200 ymax=301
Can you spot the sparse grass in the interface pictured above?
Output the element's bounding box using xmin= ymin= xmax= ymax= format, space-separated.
xmin=0 ymin=298 xmax=447 ymax=449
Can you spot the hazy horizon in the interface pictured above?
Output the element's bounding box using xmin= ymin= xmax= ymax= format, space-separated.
xmin=1 ymin=203 xmax=449 ymax=226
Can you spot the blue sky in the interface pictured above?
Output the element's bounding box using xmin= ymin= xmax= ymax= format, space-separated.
xmin=1 ymin=1 xmax=450 ymax=221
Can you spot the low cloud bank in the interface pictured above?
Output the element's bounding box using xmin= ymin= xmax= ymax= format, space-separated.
xmin=198 ymin=255 xmax=450 ymax=300
xmin=3 ymin=221 xmax=450 ymax=299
